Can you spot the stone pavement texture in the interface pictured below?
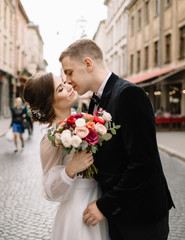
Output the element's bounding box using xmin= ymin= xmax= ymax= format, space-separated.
xmin=0 ymin=123 xmax=58 ymax=240
xmin=0 ymin=120 xmax=185 ymax=239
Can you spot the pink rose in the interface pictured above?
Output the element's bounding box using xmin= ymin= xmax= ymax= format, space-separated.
xmin=55 ymin=133 xmax=62 ymax=147
xmin=57 ymin=120 xmax=66 ymax=130
xmin=85 ymin=130 xmax=99 ymax=146
xmin=74 ymin=126 xmax=89 ymax=139
xmin=94 ymin=123 xmax=107 ymax=135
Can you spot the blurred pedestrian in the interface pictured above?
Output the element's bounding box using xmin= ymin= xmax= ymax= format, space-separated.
xmin=25 ymin=103 xmax=33 ymax=136
xmin=10 ymin=97 xmax=26 ymax=152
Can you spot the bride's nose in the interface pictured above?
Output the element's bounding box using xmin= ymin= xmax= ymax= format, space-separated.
xmin=66 ymin=83 xmax=73 ymax=91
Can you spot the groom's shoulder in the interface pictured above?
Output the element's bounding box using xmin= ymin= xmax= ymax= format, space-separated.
xmin=113 ymin=73 xmax=138 ymax=92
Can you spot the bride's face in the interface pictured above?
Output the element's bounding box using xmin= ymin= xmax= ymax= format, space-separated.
xmin=52 ymin=75 xmax=77 ymax=112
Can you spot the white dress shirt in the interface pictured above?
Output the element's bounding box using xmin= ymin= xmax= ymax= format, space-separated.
xmin=94 ymin=72 xmax=112 ymax=112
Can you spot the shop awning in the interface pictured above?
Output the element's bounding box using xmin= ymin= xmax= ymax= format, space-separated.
xmin=126 ymin=64 xmax=185 ymax=84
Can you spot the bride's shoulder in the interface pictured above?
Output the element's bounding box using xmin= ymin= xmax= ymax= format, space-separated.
xmin=40 ymin=134 xmax=50 ymax=150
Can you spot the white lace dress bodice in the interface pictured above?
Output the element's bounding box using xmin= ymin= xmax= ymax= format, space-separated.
xmin=40 ymin=135 xmax=109 ymax=240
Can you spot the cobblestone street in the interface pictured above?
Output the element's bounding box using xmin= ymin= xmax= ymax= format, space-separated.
xmin=0 ymin=124 xmax=185 ymax=239
xmin=0 ymin=124 xmax=58 ymax=240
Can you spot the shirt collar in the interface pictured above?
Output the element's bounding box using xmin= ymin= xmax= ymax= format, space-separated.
xmin=96 ymin=72 xmax=112 ymax=98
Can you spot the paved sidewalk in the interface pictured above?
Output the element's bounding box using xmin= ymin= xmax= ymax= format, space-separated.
xmin=157 ymin=131 xmax=185 ymax=162
xmin=0 ymin=118 xmax=11 ymax=137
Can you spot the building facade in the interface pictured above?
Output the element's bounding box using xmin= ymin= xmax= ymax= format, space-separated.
xmin=26 ymin=22 xmax=46 ymax=76
xmin=103 ymin=0 xmax=130 ymax=78
xmin=0 ymin=0 xmax=46 ymax=119
xmin=94 ymin=0 xmax=185 ymax=115
xmin=126 ymin=0 xmax=185 ymax=115
xmin=0 ymin=0 xmax=16 ymax=118
xmin=93 ymin=20 xmax=106 ymax=57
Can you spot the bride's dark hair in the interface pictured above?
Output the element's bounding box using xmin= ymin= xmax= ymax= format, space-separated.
xmin=23 ymin=72 xmax=56 ymax=124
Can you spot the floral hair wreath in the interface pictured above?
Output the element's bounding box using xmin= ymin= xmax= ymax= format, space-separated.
xmin=29 ymin=108 xmax=46 ymax=119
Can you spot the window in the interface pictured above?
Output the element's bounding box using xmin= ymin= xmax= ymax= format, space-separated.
xmin=165 ymin=0 xmax=171 ymax=7
xmin=145 ymin=1 xmax=150 ymax=25
xmin=9 ymin=48 xmax=12 ymax=67
xmin=154 ymin=41 xmax=158 ymax=67
xmin=4 ymin=42 xmax=6 ymax=64
xmin=131 ymin=16 xmax=134 ymax=36
xmin=144 ymin=46 xmax=149 ymax=69
xmin=179 ymin=26 xmax=185 ymax=59
xmin=137 ymin=51 xmax=141 ymax=72
xmin=154 ymin=0 xmax=159 ymax=17
xmin=165 ymin=34 xmax=171 ymax=63
xmin=138 ymin=9 xmax=141 ymax=31
xmin=10 ymin=12 xmax=13 ymax=35
xmin=130 ymin=54 xmax=134 ymax=74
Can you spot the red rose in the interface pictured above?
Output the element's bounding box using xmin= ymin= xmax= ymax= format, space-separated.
xmin=93 ymin=116 xmax=104 ymax=125
xmin=85 ymin=130 xmax=99 ymax=146
xmin=72 ymin=113 xmax=84 ymax=119
xmin=67 ymin=116 xmax=76 ymax=125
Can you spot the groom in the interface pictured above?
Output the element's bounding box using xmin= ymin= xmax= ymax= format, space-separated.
xmin=59 ymin=39 xmax=174 ymax=240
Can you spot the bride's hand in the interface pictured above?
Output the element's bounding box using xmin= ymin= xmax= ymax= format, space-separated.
xmin=65 ymin=151 xmax=94 ymax=178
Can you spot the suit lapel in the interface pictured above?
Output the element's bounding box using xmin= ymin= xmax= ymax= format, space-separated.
xmin=88 ymin=73 xmax=119 ymax=114
xmin=99 ymin=72 xmax=119 ymax=110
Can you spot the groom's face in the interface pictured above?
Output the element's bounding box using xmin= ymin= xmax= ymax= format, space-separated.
xmin=62 ymin=56 xmax=92 ymax=96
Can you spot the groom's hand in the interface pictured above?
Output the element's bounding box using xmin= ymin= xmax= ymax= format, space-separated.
xmin=83 ymin=200 xmax=105 ymax=226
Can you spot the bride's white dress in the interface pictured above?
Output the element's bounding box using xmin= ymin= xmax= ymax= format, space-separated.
xmin=40 ymin=135 xmax=110 ymax=240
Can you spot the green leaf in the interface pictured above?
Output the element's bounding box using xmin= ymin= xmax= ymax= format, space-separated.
xmin=102 ymin=133 xmax=112 ymax=141
xmin=110 ymin=128 xmax=116 ymax=135
xmin=104 ymin=121 xmax=109 ymax=129
xmin=82 ymin=117 xmax=89 ymax=123
xmin=56 ymin=135 xmax=62 ymax=144
xmin=62 ymin=146 xmax=72 ymax=154
xmin=81 ymin=141 xmax=88 ymax=151
xmin=48 ymin=134 xmax=55 ymax=142
xmin=91 ymin=145 xmax=97 ymax=154
xmin=56 ymin=122 xmax=59 ymax=129
xmin=76 ymin=107 xmax=82 ymax=113
xmin=115 ymin=125 xmax=121 ymax=129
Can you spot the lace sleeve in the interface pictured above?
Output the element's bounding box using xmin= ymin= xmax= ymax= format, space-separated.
xmin=40 ymin=135 xmax=76 ymax=203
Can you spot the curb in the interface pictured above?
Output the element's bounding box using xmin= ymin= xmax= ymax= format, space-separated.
xmin=158 ymin=144 xmax=185 ymax=162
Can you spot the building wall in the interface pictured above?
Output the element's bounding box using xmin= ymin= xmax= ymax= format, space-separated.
xmin=26 ymin=24 xmax=45 ymax=75
xmin=15 ymin=0 xmax=29 ymax=74
xmin=0 ymin=0 xmax=15 ymax=76
xmin=103 ymin=0 xmax=130 ymax=78
xmin=98 ymin=0 xmax=185 ymax=114
xmin=93 ymin=20 xmax=106 ymax=58
xmin=0 ymin=0 xmax=46 ymax=118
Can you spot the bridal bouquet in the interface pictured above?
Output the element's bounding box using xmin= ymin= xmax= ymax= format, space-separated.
xmin=48 ymin=108 xmax=120 ymax=178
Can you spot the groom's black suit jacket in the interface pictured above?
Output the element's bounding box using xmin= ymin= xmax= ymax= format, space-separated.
xmin=89 ymin=73 xmax=174 ymax=225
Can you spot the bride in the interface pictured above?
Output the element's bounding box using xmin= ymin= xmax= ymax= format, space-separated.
xmin=23 ymin=72 xmax=109 ymax=240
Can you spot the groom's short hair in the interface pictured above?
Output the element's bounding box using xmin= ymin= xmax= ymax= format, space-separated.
xmin=59 ymin=39 xmax=103 ymax=62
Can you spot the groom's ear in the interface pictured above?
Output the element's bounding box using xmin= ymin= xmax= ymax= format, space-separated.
xmin=83 ymin=57 xmax=93 ymax=72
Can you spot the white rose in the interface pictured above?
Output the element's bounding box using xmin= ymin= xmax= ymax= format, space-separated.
xmin=62 ymin=129 xmax=71 ymax=136
xmin=71 ymin=135 xmax=82 ymax=148
xmin=102 ymin=112 xmax=112 ymax=122
xmin=75 ymin=118 xmax=86 ymax=127
xmin=61 ymin=130 xmax=72 ymax=148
